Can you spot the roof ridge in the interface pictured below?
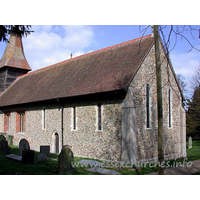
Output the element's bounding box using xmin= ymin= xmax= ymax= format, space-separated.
xmin=18 ymin=34 xmax=152 ymax=79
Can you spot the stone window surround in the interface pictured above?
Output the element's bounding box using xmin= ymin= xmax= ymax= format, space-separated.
xmin=71 ymin=106 xmax=77 ymax=131
xmin=42 ymin=108 xmax=46 ymax=130
xmin=146 ymin=83 xmax=152 ymax=129
xmin=16 ymin=110 xmax=26 ymax=134
xmin=96 ymin=104 xmax=103 ymax=132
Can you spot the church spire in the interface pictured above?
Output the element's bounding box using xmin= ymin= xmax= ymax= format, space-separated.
xmin=0 ymin=34 xmax=31 ymax=71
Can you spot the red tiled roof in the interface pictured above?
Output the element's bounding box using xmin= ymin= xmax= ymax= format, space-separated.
xmin=0 ymin=35 xmax=32 ymax=71
xmin=0 ymin=34 xmax=154 ymax=107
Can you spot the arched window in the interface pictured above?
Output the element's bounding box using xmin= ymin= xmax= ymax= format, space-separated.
xmin=55 ymin=133 xmax=59 ymax=153
xmin=52 ymin=131 xmax=59 ymax=154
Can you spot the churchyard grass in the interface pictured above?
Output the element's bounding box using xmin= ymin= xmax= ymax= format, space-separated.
xmin=0 ymin=145 xmax=99 ymax=175
xmin=118 ymin=139 xmax=200 ymax=175
xmin=0 ymin=140 xmax=200 ymax=175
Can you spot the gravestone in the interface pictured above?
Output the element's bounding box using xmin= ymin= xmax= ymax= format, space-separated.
xmin=6 ymin=154 xmax=22 ymax=162
xmin=22 ymin=150 xmax=34 ymax=164
xmin=40 ymin=145 xmax=50 ymax=157
xmin=63 ymin=145 xmax=72 ymax=150
xmin=37 ymin=153 xmax=47 ymax=163
xmin=58 ymin=146 xmax=74 ymax=174
xmin=0 ymin=134 xmax=5 ymax=142
xmin=0 ymin=140 xmax=12 ymax=155
xmin=19 ymin=139 xmax=30 ymax=156
xmin=188 ymin=136 xmax=192 ymax=149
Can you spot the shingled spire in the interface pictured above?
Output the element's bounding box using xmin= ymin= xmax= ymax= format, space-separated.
xmin=0 ymin=34 xmax=31 ymax=92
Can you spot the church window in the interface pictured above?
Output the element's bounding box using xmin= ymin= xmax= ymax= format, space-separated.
xmin=72 ymin=106 xmax=77 ymax=130
xmin=42 ymin=108 xmax=46 ymax=130
xmin=19 ymin=113 xmax=25 ymax=132
xmin=97 ymin=104 xmax=102 ymax=131
xmin=169 ymin=89 xmax=172 ymax=128
xmin=4 ymin=112 xmax=10 ymax=132
xmin=146 ymin=84 xmax=150 ymax=128
xmin=16 ymin=110 xmax=26 ymax=133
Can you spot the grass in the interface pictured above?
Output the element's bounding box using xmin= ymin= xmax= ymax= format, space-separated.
xmin=185 ymin=140 xmax=200 ymax=161
xmin=0 ymin=145 xmax=99 ymax=175
xmin=0 ymin=140 xmax=200 ymax=175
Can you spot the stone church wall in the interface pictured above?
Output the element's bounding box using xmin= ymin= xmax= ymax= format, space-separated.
xmin=0 ymin=96 xmax=123 ymax=161
xmin=129 ymin=44 xmax=186 ymax=162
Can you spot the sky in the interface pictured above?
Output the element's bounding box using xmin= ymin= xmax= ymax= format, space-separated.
xmin=0 ymin=25 xmax=200 ymax=97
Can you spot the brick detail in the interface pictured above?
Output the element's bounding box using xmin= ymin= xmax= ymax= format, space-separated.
xmin=4 ymin=113 xmax=7 ymax=132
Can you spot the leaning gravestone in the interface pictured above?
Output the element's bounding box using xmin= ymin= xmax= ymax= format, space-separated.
xmin=188 ymin=136 xmax=192 ymax=149
xmin=37 ymin=153 xmax=47 ymax=163
xmin=40 ymin=145 xmax=50 ymax=157
xmin=19 ymin=139 xmax=30 ymax=156
xmin=58 ymin=146 xmax=74 ymax=174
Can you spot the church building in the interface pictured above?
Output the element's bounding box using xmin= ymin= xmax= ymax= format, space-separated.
xmin=0 ymin=33 xmax=186 ymax=164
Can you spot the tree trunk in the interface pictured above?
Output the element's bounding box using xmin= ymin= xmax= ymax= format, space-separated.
xmin=153 ymin=25 xmax=164 ymax=175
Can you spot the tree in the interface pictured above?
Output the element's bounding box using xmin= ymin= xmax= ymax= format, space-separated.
xmin=153 ymin=25 xmax=164 ymax=175
xmin=177 ymin=74 xmax=187 ymax=94
xmin=150 ymin=25 xmax=200 ymax=175
xmin=187 ymin=66 xmax=200 ymax=137
xmin=177 ymin=74 xmax=187 ymax=108
xmin=0 ymin=25 xmax=33 ymax=42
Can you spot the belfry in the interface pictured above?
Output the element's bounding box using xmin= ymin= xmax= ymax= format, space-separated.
xmin=0 ymin=34 xmax=31 ymax=92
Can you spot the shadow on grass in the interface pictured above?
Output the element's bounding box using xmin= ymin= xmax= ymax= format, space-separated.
xmin=1 ymin=140 xmax=200 ymax=175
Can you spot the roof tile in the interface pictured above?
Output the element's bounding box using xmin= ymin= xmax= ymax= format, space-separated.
xmin=0 ymin=35 xmax=31 ymax=71
xmin=0 ymin=34 xmax=154 ymax=107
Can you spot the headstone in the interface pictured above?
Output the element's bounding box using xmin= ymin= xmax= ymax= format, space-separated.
xmin=22 ymin=150 xmax=34 ymax=164
xmin=19 ymin=139 xmax=30 ymax=156
xmin=0 ymin=134 xmax=5 ymax=142
xmin=6 ymin=154 xmax=22 ymax=162
xmin=40 ymin=145 xmax=50 ymax=157
xmin=188 ymin=136 xmax=192 ymax=149
xmin=63 ymin=145 xmax=72 ymax=150
xmin=7 ymin=135 xmax=13 ymax=145
xmin=37 ymin=153 xmax=47 ymax=163
xmin=58 ymin=146 xmax=74 ymax=174
xmin=0 ymin=140 xmax=12 ymax=155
